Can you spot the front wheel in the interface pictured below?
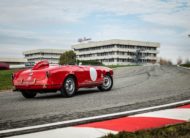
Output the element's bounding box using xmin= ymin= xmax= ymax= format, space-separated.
xmin=98 ymin=74 xmax=113 ymax=91
xmin=61 ymin=76 xmax=77 ymax=97
xmin=21 ymin=91 xmax=37 ymax=98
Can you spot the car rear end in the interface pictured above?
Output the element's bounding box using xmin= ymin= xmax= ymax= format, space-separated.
xmin=13 ymin=66 xmax=62 ymax=92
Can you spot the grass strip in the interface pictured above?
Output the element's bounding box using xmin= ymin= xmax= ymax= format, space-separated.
xmin=180 ymin=64 xmax=190 ymax=68
xmin=102 ymin=122 xmax=190 ymax=138
xmin=106 ymin=65 xmax=140 ymax=68
xmin=0 ymin=70 xmax=15 ymax=90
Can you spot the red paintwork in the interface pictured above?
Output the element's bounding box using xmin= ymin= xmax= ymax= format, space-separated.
xmin=77 ymin=117 xmax=185 ymax=132
xmin=177 ymin=104 xmax=190 ymax=108
xmin=13 ymin=60 xmax=113 ymax=92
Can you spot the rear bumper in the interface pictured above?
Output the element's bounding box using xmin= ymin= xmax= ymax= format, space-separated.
xmin=13 ymin=77 xmax=62 ymax=91
xmin=14 ymin=84 xmax=62 ymax=91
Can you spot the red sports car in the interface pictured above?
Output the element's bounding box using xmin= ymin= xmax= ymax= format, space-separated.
xmin=12 ymin=60 xmax=113 ymax=98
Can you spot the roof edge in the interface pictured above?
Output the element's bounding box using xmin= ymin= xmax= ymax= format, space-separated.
xmin=72 ymin=39 xmax=160 ymax=49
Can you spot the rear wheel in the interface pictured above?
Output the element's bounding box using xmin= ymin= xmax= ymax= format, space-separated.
xmin=61 ymin=76 xmax=77 ymax=97
xmin=21 ymin=91 xmax=37 ymax=98
xmin=98 ymin=74 xmax=113 ymax=91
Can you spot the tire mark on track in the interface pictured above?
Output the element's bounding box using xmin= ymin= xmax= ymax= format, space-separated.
xmin=114 ymin=66 xmax=156 ymax=89
xmin=113 ymin=72 xmax=150 ymax=90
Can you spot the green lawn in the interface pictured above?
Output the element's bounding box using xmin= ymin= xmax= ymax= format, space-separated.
xmin=0 ymin=70 xmax=15 ymax=91
xmin=106 ymin=65 xmax=140 ymax=68
xmin=102 ymin=122 xmax=190 ymax=138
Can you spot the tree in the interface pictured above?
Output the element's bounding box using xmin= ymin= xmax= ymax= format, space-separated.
xmin=59 ymin=50 xmax=76 ymax=65
xmin=177 ymin=57 xmax=182 ymax=65
xmin=77 ymin=60 xmax=103 ymax=66
xmin=159 ymin=57 xmax=173 ymax=65
xmin=167 ymin=60 xmax=173 ymax=65
xmin=159 ymin=57 xmax=167 ymax=65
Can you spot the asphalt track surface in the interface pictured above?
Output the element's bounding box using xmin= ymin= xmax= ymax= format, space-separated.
xmin=0 ymin=65 xmax=190 ymax=130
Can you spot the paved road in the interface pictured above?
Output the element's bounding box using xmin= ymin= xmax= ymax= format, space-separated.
xmin=0 ymin=65 xmax=190 ymax=130
xmin=9 ymin=104 xmax=190 ymax=138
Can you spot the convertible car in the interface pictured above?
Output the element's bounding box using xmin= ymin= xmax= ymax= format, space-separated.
xmin=12 ymin=60 xmax=113 ymax=98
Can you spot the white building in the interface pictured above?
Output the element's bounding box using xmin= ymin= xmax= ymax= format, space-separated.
xmin=23 ymin=49 xmax=66 ymax=65
xmin=72 ymin=39 xmax=160 ymax=65
xmin=0 ymin=58 xmax=27 ymax=68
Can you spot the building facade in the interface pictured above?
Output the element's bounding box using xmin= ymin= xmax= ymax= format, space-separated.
xmin=23 ymin=49 xmax=66 ymax=65
xmin=0 ymin=58 xmax=27 ymax=69
xmin=72 ymin=39 xmax=160 ymax=65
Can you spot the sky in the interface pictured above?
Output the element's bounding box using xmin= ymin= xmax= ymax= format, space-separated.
xmin=0 ymin=0 xmax=190 ymax=63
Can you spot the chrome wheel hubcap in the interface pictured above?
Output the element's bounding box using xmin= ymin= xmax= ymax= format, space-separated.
xmin=65 ymin=78 xmax=75 ymax=94
xmin=102 ymin=76 xmax=111 ymax=89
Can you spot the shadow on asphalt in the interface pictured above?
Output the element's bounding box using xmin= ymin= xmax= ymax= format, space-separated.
xmin=34 ymin=89 xmax=101 ymax=99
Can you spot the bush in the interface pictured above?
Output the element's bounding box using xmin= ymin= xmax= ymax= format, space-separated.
xmin=159 ymin=58 xmax=173 ymax=65
xmin=77 ymin=60 xmax=103 ymax=66
xmin=180 ymin=64 xmax=190 ymax=68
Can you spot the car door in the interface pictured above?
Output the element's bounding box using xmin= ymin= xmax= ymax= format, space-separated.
xmin=82 ymin=66 xmax=100 ymax=85
xmin=74 ymin=66 xmax=90 ymax=86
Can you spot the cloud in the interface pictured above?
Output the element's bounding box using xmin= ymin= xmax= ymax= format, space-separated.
xmin=0 ymin=34 xmax=40 ymax=45
xmin=93 ymin=23 xmax=178 ymax=41
xmin=0 ymin=0 xmax=90 ymax=25
xmin=141 ymin=10 xmax=190 ymax=30
xmin=92 ymin=23 xmax=190 ymax=63
xmin=0 ymin=0 xmax=189 ymax=26
xmin=0 ymin=0 xmax=189 ymax=62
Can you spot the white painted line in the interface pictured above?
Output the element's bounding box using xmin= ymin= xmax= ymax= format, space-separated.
xmin=133 ymin=108 xmax=190 ymax=121
xmin=1 ymin=99 xmax=190 ymax=134
xmin=9 ymin=127 xmax=117 ymax=138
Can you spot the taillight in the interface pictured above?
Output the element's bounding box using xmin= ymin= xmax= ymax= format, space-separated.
xmin=46 ymin=71 xmax=51 ymax=78
xmin=12 ymin=73 xmax=14 ymax=80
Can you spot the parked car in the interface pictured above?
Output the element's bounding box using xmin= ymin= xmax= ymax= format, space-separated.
xmin=0 ymin=62 xmax=9 ymax=70
xmin=12 ymin=60 xmax=113 ymax=98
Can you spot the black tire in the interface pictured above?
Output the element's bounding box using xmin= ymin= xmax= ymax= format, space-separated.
xmin=98 ymin=74 xmax=113 ymax=91
xmin=21 ymin=91 xmax=37 ymax=98
xmin=61 ymin=76 xmax=77 ymax=97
